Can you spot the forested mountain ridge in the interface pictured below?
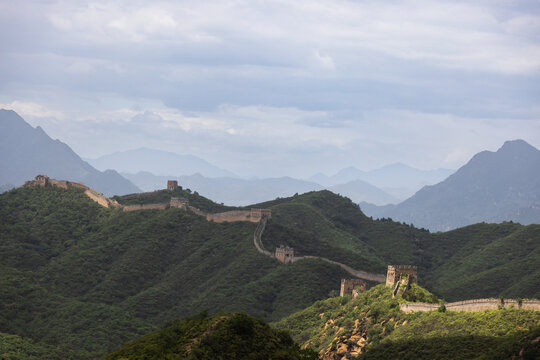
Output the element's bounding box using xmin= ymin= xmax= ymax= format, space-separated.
xmin=0 ymin=185 xmax=539 ymax=358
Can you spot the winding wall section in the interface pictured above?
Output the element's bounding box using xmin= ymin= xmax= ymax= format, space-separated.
xmin=253 ymin=218 xmax=386 ymax=282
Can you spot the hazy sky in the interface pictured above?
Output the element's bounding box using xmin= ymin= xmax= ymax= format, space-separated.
xmin=1 ymin=0 xmax=539 ymax=177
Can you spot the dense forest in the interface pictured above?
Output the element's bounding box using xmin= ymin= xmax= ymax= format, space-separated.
xmin=0 ymin=185 xmax=538 ymax=358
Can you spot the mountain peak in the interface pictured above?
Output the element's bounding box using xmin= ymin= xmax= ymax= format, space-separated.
xmin=498 ymin=139 xmax=538 ymax=154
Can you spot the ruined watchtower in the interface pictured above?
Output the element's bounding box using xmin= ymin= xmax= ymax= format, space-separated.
xmin=340 ymin=279 xmax=367 ymax=297
xmin=386 ymin=265 xmax=418 ymax=287
xmin=275 ymin=245 xmax=294 ymax=264
xmin=167 ymin=180 xmax=178 ymax=191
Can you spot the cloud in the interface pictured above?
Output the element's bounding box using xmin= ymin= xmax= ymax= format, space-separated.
xmin=0 ymin=101 xmax=65 ymax=121
xmin=1 ymin=0 xmax=540 ymax=177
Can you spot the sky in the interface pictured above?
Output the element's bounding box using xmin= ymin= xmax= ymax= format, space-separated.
xmin=1 ymin=0 xmax=539 ymax=178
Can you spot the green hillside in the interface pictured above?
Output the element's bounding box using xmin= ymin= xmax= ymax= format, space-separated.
xmin=98 ymin=312 xmax=317 ymax=360
xmin=0 ymin=185 xmax=539 ymax=358
xmin=275 ymin=285 xmax=540 ymax=359
xmin=0 ymin=186 xmax=351 ymax=358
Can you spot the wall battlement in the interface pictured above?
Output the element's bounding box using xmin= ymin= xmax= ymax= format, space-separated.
xmin=170 ymin=197 xmax=189 ymax=209
xmin=400 ymin=298 xmax=540 ymax=313
xmin=123 ymin=203 xmax=169 ymax=211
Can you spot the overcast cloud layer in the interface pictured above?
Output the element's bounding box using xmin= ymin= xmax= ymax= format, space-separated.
xmin=1 ymin=0 xmax=539 ymax=177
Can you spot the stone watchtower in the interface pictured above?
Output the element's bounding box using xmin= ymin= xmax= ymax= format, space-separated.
xmin=275 ymin=245 xmax=294 ymax=264
xmin=35 ymin=175 xmax=50 ymax=186
xmin=167 ymin=180 xmax=178 ymax=191
xmin=340 ymin=279 xmax=367 ymax=297
xmin=386 ymin=265 xmax=418 ymax=286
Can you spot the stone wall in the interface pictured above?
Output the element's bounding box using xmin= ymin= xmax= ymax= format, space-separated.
xmin=206 ymin=210 xmax=253 ymax=223
xmin=123 ymin=203 xmax=169 ymax=212
xmin=188 ymin=205 xmax=206 ymax=217
xmin=250 ymin=208 xmax=272 ymax=221
xmin=400 ymin=302 xmax=440 ymax=313
xmin=170 ymin=197 xmax=189 ymax=209
xmin=24 ymin=175 xmax=121 ymax=208
xmin=400 ymin=298 xmax=540 ymax=313
xmin=84 ymin=189 xmax=122 ymax=208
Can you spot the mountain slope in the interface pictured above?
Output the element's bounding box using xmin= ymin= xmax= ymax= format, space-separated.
xmin=362 ymin=140 xmax=540 ymax=231
xmin=1 ymin=185 xmax=539 ymax=358
xmin=0 ymin=109 xmax=140 ymax=196
xmin=329 ymin=179 xmax=398 ymax=205
xmin=98 ymin=312 xmax=317 ymax=360
xmin=88 ymin=148 xmax=236 ymax=178
xmin=275 ymin=284 xmax=540 ymax=360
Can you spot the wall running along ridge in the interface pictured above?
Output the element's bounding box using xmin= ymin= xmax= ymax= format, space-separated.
xmin=400 ymin=298 xmax=540 ymax=313
xmin=252 ymin=214 xmax=387 ymax=282
xmin=24 ymin=175 xmax=121 ymax=208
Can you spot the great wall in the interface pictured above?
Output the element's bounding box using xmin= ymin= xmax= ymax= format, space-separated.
xmin=24 ymin=175 xmax=540 ymax=314
xmin=25 ymin=175 xmax=123 ymax=208
xmin=400 ymin=298 xmax=540 ymax=312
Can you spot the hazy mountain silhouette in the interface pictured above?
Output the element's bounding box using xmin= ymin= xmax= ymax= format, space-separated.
xmin=0 ymin=109 xmax=140 ymax=196
xmin=310 ymin=164 xmax=453 ymax=200
xmin=88 ymin=148 xmax=237 ymax=178
xmin=123 ymin=171 xmax=398 ymax=206
xmin=361 ymin=140 xmax=540 ymax=231
xmin=329 ymin=179 xmax=398 ymax=205
xmin=123 ymin=172 xmax=324 ymax=206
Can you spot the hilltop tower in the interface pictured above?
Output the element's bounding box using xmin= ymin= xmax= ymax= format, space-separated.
xmin=167 ymin=180 xmax=178 ymax=191
xmin=34 ymin=175 xmax=50 ymax=186
xmin=275 ymin=245 xmax=294 ymax=264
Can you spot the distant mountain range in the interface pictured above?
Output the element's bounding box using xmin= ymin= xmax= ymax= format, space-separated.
xmin=122 ymin=172 xmax=404 ymax=206
xmin=310 ymin=163 xmax=454 ymax=200
xmin=87 ymin=148 xmax=236 ymax=178
xmin=122 ymin=172 xmax=324 ymax=206
xmin=361 ymin=140 xmax=540 ymax=231
xmin=0 ymin=109 xmax=140 ymax=196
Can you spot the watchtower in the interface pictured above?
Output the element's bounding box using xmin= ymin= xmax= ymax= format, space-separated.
xmin=340 ymin=279 xmax=367 ymax=297
xmin=386 ymin=265 xmax=418 ymax=287
xmin=167 ymin=180 xmax=178 ymax=191
xmin=35 ymin=175 xmax=49 ymax=186
xmin=275 ymin=245 xmax=294 ymax=264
